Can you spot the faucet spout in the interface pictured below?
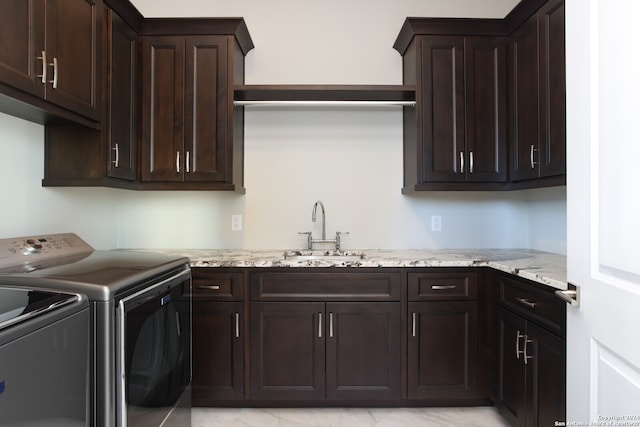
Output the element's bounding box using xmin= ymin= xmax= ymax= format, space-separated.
xmin=312 ymin=200 xmax=326 ymax=240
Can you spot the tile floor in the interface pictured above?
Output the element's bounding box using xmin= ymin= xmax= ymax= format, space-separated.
xmin=192 ymin=406 xmax=511 ymax=427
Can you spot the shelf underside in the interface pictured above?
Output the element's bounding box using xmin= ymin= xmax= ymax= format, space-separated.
xmin=234 ymin=85 xmax=416 ymax=106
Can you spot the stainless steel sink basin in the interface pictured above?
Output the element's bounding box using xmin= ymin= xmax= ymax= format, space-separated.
xmin=282 ymin=250 xmax=366 ymax=261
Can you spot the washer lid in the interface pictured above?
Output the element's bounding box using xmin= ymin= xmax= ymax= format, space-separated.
xmin=0 ymin=287 xmax=78 ymax=330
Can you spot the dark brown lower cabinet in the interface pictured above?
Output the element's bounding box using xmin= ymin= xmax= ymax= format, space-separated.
xmin=190 ymin=269 xmax=245 ymax=405
xmin=496 ymin=273 xmax=566 ymax=427
xmin=249 ymin=302 xmax=325 ymax=400
xmin=192 ymin=301 xmax=244 ymax=404
xmin=408 ymin=301 xmax=478 ymax=399
xmin=250 ymin=301 xmax=401 ymax=401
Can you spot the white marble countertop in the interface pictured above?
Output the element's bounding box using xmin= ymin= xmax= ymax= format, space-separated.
xmin=134 ymin=248 xmax=567 ymax=291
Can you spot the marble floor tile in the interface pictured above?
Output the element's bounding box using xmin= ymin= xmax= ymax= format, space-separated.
xmin=192 ymin=406 xmax=511 ymax=427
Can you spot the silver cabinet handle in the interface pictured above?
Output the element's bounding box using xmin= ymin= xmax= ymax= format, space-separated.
xmin=460 ymin=151 xmax=464 ymax=174
xmin=431 ymin=285 xmax=456 ymax=290
xmin=523 ymin=337 xmax=533 ymax=365
xmin=176 ymin=151 xmax=180 ymax=173
xmin=329 ymin=312 xmax=334 ymax=338
xmin=235 ymin=312 xmax=240 ymax=338
xmin=37 ymin=51 xmax=47 ymax=84
xmin=318 ymin=313 xmax=322 ymax=338
xmin=49 ymin=57 xmax=58 ymax=89
xmin=516 ymin=330 xmax=525 ymax=359
xmin=412 ymin=312 xmax=416 ymax=337
xmin=186 ymin=151 xmax=190 ymax=173
xmin=469 ymin=151 xmax=474 ymax=174
xmin=555 ymin=283 xmax=580 ymax=307
xmin=530 ymin=145 xmax=537 ymax=169
xmin=196 ymin=285 xmax=220 ymax=290
xmin=112 ymin=143 xmax=120 ymax=167
xmin=516 ymin=297 xmax=537 ymax=309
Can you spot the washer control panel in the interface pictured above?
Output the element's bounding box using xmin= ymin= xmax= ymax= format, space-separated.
xmin=0 ymin=233 xmax=94 ymax=272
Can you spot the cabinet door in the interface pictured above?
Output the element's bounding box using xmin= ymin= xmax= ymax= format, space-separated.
xmin=45 ymin=0 xmax=102 ymax=120
xmin=538 ymin=0 xmax=566 ymax=178
xmin=326 ymin=302 xmax=401 ymax=401
xmin=192 ymin=301 xmax=244 ymax=404
xmin=106 ymin=10 xmax=136 ymax=181
xmin=420 ymin=36 xmax=466 ymax=182
xmin=509 ymin=13 xmax=540 ymax=182
xmin=464 ymin=37 xmax=507 ymax=183
xmin=0 ymin=0 xmax=45 ymax=97
xmin=184 ymin=36 xmax=229 ymax=182
xmin=250 ymin=302 xmax=325 ymax=400
xmin=497 ymin=308 xmax=527 ymax=427
xmin=408 ymin=301 xmax=478 ymax=400
xmin=140 ymin=36 xmax=185 ymax=182
xmin=526 ymin=322 xmax=565 ymax=427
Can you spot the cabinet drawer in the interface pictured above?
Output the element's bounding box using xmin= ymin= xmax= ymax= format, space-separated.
xmin=250 ymin=271 xmax=402 ymax=301
xmin=191 ymin=269 xmax=243 ymax=301
xmin=499 ymin=275 xmax=565 ymax=335
xmin=408 ymin=270 xmax=478 ymax=301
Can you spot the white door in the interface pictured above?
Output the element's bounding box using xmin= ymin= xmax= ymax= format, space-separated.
xmin=566 ymin=0 xmax=640 ymax=424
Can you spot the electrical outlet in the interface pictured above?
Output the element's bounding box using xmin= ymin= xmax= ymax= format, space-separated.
xmin=431 ymin=215 xmax=442 ymax=232
xmin=231 ymin=214 xmax=243 ymax=231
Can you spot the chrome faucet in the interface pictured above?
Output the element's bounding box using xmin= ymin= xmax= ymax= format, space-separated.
xmin=298 ymin=201 xmax=349 ymax=250
xmin=312 ymin=200 xmax=326 ymax=240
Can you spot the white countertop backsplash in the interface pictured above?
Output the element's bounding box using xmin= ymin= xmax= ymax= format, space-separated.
xmin=130 ymin=248 xmax=567 ymax=291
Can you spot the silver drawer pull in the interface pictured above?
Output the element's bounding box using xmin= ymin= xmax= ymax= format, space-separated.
xmin=49 ymin=57 xmax=58 ymax=89
xmin=112 ymin=143 xmax=120 ymax=167
xmin=460 ymin=152 xmax=464 ymax=174
xmin=37 ymin=51 xmax=47 ymax=83
xmin=432 ymin=285 xmax=456 ymax=290
xmin=329 ymin=312 xmax=334 ymax=338
xmin=197 ymin=285 xmax=221 ymax=290
xmin=412 ymin=312 xmax=416 ymax=337
xmin=516 ymin=297 xmax=537 ymax=309
xmin=523 ymin=337 xmax=533 ymax=364
xmin=235 ymin=312 xmax=240 ymax=338
xmin=516 ymin=330 xmax=525 ymax=359
xmin=318 ymin=312 xmax=322 ymax=338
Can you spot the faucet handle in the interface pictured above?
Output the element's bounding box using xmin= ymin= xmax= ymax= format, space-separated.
xmin=336 ymin=231 xmax=350 ymax=251
xmin=298 ymin=231 xmax=312 ymax=250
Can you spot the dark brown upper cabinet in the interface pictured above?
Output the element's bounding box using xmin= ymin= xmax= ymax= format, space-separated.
xmin=395 ymin=20 xmax=508 ymax=192
xmin=508 ymin=0 xmax=566 ymax=184
xmin=0 ymin=0 xmax=102 ymax=125
xmin=394 ymin=0 xmax=566 ymax=191
xmin=106 ymin=8 xmax=137 ymax=182
xmin=137 ymin=19 xmax=253 ymax=191
xmin=43 ymin=14 xmax=254 ymax=191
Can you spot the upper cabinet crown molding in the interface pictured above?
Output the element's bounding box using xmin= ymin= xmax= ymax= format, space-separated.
xmin=139 ymin=18 xmax=254 ymax=55
xmin=393 ymin=18 xmax=508 ymax=55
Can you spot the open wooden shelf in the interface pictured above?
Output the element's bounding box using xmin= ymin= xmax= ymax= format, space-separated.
xmin=234 ymin=85 xmax=416 ymax=106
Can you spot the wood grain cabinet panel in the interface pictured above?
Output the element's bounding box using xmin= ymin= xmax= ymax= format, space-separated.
xmin=509 ymin=0 xmax=566 ymax=182
xmin=191 ymin=269 xmax=245 ymax=404
xmin=0 ymin=0 xmax=102 ymax=121
xmin=496 ymin=273 xmax=566 ymax=427
xmin=407 ymin=270 xmax=481 ymax=401
xmin=249 ymin=270 xmax=402 ymax=402
xmin=399 ymin=32 xmax=507 ymax=191
xmin=106 ymin=9 xmax=137 ymax=181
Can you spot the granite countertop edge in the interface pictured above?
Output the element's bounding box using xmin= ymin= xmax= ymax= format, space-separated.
xmin=129 ymin=248 xmax=567 ymax=291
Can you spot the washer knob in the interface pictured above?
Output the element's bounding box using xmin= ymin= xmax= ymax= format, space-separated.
xmin=24 ymin=239 xmax=44 ymax=254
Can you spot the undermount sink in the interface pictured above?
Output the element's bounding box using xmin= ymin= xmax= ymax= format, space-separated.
xmin=282 ymin=250 xmax=366 ymax=261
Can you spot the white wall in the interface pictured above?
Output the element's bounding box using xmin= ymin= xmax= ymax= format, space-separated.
xmin=0 ymin=0 xmax=567 ymax=254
